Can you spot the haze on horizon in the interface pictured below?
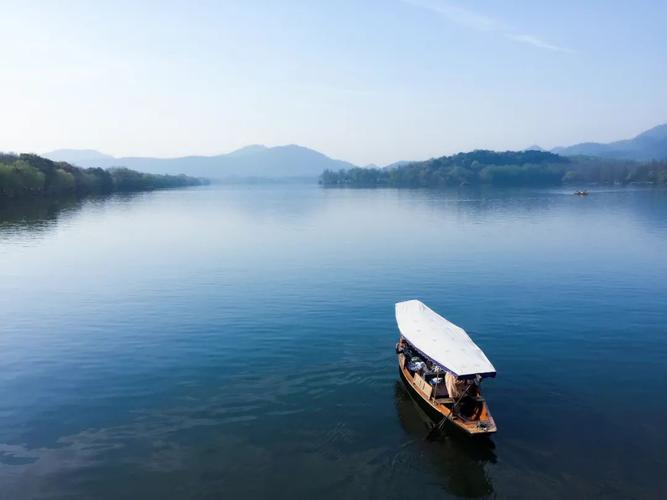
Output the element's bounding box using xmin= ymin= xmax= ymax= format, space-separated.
xmin=1 ymin=0 xmax=666 ymax=166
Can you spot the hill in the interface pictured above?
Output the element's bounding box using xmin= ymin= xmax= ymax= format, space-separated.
xmin=552 ymin=124 xmax=667 ymax=161
xmin=0 ymin=153 xmax=206 ymax=202
xmin=320 ymin=150 xmax=667 ymax=187
xmin=45 ymin=145 xmax=357 ymax=179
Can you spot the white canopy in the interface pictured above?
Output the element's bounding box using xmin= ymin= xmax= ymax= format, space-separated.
xmin=395 ymin=300 xmax=496 ymax=378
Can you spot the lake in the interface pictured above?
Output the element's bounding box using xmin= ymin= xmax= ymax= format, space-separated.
xmin=1 ymin=184 xmax=666 ymax=499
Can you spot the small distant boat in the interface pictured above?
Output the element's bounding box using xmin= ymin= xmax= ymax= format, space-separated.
xmin=395 ymin=300 xmax=497 ymax=436
xmin=574 ymin=191 xmax=589 ymax=196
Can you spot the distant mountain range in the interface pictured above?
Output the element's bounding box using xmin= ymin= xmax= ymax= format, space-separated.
xmin=44 ymin=145 xmax=356 ymax=179
xmin=543 ymin=123 xmax=667 ymax=161
xmin=384 ymin=124 xmax=667 ymax=169
xmin=44 ymin=123 xmax=667 ymax=180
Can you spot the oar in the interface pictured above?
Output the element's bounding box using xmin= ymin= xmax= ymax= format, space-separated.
xmin=425 ymin=383 xmax=473 ymax=441
xmin=426 ymin=414 xmax=451 ymax=440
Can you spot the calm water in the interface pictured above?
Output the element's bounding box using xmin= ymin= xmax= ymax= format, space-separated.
xmin=1 ymin=185 xmax=666 ymax=499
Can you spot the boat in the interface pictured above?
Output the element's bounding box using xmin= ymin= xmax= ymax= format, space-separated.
xmin=395 ymin=300 xmax=497 ymax=436
xmin=574 ymin=191 xmax=589 ymax=196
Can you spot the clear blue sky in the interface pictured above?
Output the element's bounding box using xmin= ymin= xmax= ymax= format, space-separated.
xmin=1 ymin=0 xmax=665 ymax=165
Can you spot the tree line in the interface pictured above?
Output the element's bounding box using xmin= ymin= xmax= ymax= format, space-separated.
xmin=320 ymin=150 xmax=667 ymax=188
xmin=0 ymin=153 xmax=208 ymax=201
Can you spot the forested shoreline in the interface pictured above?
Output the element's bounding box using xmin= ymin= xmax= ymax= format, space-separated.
xmin=0 ymin=153 xmax=208 ymax=202
xmin=320 ymin=150 xmax=667 ymax=188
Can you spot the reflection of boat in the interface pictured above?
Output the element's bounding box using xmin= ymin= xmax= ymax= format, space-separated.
xmin=393 ymin=381 xmax=496 ymax=497
xmin=395 ymin=300 xmax=497 ymax=436
xmin=574 ymin=191 xmax=589 ymax=196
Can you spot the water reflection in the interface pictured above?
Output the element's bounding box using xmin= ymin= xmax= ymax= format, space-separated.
xmin=0 ymin=197 xmax=82 ymax=238
xmin=393 ymin=382 xmax=495 ymax=498
xmin=0 ymin=192 xmax=158 ymax=244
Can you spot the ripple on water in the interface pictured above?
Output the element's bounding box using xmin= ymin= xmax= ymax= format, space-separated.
xmin=1 ymin=185 xmax=666 ymax=499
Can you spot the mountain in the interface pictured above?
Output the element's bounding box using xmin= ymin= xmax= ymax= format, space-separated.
xmin=44 ymin=145 xmax=357 ymax=179
xmin=552 ymin=123 xmax=667 ymax=161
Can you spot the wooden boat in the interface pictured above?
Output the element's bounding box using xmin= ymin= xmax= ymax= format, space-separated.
xmin=395 ymin=300 xmax=497 ymax=436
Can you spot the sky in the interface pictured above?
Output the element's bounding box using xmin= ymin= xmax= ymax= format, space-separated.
xmin=1 ymin=0 xmax=666 ymax=165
